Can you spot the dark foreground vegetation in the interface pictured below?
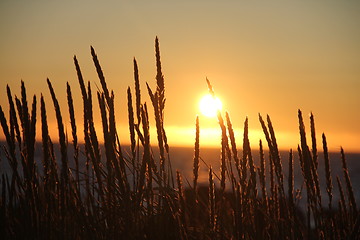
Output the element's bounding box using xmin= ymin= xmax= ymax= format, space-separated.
xmin=0 ymin=38 xmax=359 ymax=239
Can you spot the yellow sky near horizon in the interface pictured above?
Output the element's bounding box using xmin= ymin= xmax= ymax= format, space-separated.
xmin=0 ymin=1 xmax=359 ymax=152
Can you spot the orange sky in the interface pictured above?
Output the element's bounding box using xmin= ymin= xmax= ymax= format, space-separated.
xmin=0 ymin=1 xmax=359 ymax=152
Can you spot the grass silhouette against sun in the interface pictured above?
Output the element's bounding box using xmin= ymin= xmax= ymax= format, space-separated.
xmin=0 ymin=38 xmax=359 ymax=239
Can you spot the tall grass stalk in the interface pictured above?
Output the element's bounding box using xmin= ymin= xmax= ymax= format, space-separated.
xmin=193 ymin=115 xmax=200 ymax=198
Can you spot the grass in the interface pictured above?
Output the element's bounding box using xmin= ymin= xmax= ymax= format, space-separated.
xmin=0 ymin=38 xmax=359 ymax=239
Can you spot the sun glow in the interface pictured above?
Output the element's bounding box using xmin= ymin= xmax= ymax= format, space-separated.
xmin=199 ymin=94 xmax=222 ymax=118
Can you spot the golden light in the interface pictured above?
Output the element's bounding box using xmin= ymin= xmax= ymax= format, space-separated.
xmin=199 ymin=94 xmax=222 ymax=118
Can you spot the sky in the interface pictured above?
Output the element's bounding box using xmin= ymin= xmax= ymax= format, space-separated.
xmin=0 ymin=0 xmax=359 ymax=152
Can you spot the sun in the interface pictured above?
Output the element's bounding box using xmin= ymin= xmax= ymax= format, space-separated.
xmin=199 ymin=94 xmax=222 ymax=118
